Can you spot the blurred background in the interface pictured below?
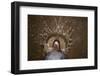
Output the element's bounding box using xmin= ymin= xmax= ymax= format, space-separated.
xmin=28 ymin=15 xmax=88 ymax=60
